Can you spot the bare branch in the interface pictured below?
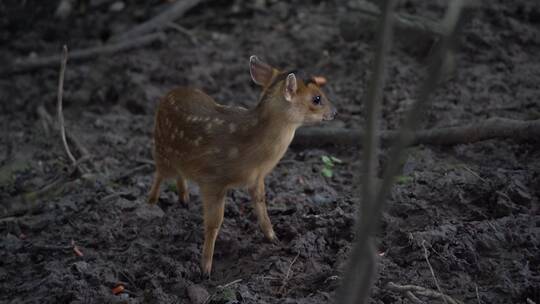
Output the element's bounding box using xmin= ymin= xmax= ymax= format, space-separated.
xmin=112 ymin=0 xmax=202 ymax=41
xmin=167 ymin=22 xmax=199 ymax=45
xmin=2 ymin=32 xmax=165 ymax=76
xmin=57 ymin=45 xmax=76 ymax=166
xmin=347 ymin=1 xmax=445 ymax=36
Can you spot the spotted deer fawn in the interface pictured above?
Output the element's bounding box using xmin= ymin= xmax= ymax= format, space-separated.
xmin=148 ymin=56 xmax=336 ymax=276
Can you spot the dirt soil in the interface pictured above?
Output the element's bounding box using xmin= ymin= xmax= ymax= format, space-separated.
xmin=1 ymin=0 xmax=539 ymax=303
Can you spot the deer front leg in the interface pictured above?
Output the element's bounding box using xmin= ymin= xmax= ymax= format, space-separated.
xmin=249 ymin=177 xmax=276 ymax=241
xmin=200 ymin=186 xmax=226 ymax=278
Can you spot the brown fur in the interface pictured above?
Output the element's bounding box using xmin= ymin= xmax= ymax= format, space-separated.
xmin=147 ymin=56 xmax=336 ymax=276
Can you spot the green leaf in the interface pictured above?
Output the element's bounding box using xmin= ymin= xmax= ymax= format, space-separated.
xmin=330 ymin=156 xmax=343 ymax=164
xmin=396 ymin=175 xmax=413 ymax=184
xmin=167 ymin=182 xmax=177 ymax=192
xmin=321 ymin=167 xmax=333 ymax=178
xmin=321 ymin=155 xmax=333 ymax=166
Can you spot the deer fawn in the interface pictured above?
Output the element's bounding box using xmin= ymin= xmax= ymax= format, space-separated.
xmin=148 ymin=56 xmax=336 ymax=276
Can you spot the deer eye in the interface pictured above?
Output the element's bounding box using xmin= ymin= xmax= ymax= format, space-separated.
xmin=312 ymin=95 xmax=322 ymax=105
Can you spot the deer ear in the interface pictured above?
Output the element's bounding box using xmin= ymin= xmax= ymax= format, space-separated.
xmin=284 ymin=73 xmax=297 ymax=102
xmin=249 ymin=55 xmax=274 ymax=86
xmin=312 ymin=76 xmax=327 ymax=87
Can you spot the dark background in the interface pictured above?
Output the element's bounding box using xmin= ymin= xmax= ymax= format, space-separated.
xmin=0 ymin=0 xmax=539 ymax=303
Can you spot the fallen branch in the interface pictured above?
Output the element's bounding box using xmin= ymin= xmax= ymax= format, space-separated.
xmin=2 ymin=32 xmax=165 ymax=76
xmin=112 ymin=0 xmax=202 ymax=41
xmin=293 ymin=118 xmax=540 ymax=147
xmin=387 ymin=282 xmax=463 ymax=304
xmin=0 ymin=156 xmax=91 ymax=219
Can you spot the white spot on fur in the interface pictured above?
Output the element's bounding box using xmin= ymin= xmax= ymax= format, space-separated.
xmin=179 ymin=130 xmax=184 ymax=139
xmin=229 ymin=123 xmax=237 ymax=133
xmin=213 ymin=118 xmax=224 ymax=125
xmin=228 ymin=147 xmax=239 ymax=158
xmin=206 ymin=123 xmax=213 ymax=132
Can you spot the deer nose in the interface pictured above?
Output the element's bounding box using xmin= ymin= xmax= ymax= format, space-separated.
xmin=331 ymin=107 xmax=337 ymax=118
xmin=324 ymin=106 xmax=337 ymax=120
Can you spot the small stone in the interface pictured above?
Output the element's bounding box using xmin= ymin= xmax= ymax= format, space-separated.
xmin=313 ymin=194 xmax=330 ymax=204
xmin=72 ymin=261 xmax=90 ymax=274
xmin=135 ymin=204 xmax=164 ymax=221
xmin=187 ymin=284 xmax=209 ymax=304
xmin=109 ymin=1 xmax=125 ymax=12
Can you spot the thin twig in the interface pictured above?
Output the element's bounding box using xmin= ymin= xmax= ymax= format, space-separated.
xmin=406 ymin=291 xmax=426 ymax=304
xmin=475 ymin=284 xmax=481 ymax=304
xmin=278 ymin=252 xmax=300 ymax=295
xmin=460 ymin=165 xmax=488 ymax=184
xmin=220 ymin=279 xmax=242 ymax=289
xmin=167 ymin=22 xmax=199 ymax=45
xmin=421 ymin=240 xmax=448 ymax=304
xmin=114 ymin=164 xmax=152 ymax=181
xmin=57 ymin=45 xmax=76 ymax=166
xmin=387 ymin=282 xmax=463 ymax=304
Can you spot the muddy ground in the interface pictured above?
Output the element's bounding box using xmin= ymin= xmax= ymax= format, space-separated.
xmin=1 ymin=0 xmax=539 ymax=303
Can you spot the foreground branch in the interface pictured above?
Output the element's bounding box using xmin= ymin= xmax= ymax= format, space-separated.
xmin=336 ymin=1 xmax=397 ymax=304
xmin=293 ymin=118 xmax=540 ymax=147
xmin=2 ymin=32 xmax=165 ymax=76
xmin=112 ymin=0 xmax=202 ymax=41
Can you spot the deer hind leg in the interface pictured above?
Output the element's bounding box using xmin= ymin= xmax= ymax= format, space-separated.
xmin=249 ymin=177 xmax=276 ymax=241
xmin=176 ymin=175 xmax=190 ymax=205
xmin=147 ymin=171 xmax=164 ymax=204
xmin=200 ymin=186 xmax=226 ymax=278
